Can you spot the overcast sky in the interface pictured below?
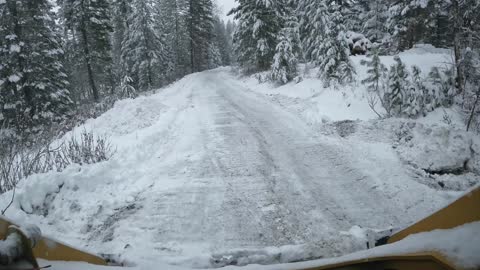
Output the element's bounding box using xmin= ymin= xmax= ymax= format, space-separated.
xmin=217 ymin=0 xmax=237 ymax=22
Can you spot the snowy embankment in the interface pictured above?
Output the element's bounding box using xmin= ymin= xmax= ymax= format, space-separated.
xmin=0 ymin=48 xmax=478 ymax=269
xmin=238 ymin=45 xmax=480 ymax=191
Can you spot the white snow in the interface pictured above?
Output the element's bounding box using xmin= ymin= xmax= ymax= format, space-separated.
xmin=236 ymin=46 xmax=478 ymax=191
xmin=237 ymin=45 xmax=452 ymax=125
xmin=8 ymin=74 xmax=21 ymax=83
xmin=9 ymin=44 xmax=21 ymax=53
xmin=18 ymin=221 xmax=480 ymax=270
xmin=0 ymin=46 xmax=477 ymax=269
xmin=5 ymin=34 xmax=17 ymax=41
xmin=255 ymin=221 xmax=480 ymax=270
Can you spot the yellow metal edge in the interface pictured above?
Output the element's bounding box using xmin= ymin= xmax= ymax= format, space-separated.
xmin=0 ymin=216 xmax=107 ymax=266
xmin=300 ymin=251 xmax=458 ymax=270
xmin=388 ymin=186 xmax=480 ymax=244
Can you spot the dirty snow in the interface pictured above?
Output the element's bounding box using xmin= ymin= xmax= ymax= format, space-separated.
xmin=0 ymin=46 xmax=478 ymax=269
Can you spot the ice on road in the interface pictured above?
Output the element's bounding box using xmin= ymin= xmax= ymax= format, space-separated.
xmin=7 ymin=68 xmax=451 ymax=268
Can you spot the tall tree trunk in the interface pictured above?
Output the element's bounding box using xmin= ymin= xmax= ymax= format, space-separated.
xmin=189 ymin=0 xmax=195 ymax=73
xmin=10 ymin=1 xmax=35 ymax=122
xmin=80 ymin=19 xmax=99 ymax=102
xmin=452 ymin=0 xmax=465 ymax=94
xmin=174 ymin=1 xmax=180 ymax=78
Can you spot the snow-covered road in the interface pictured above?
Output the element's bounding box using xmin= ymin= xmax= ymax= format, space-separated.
xmin=5 ymin=68 xmax=454 ymax=268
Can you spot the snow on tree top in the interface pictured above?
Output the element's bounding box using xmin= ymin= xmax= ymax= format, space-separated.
xmin=10 ymin=45 xmax=21 ymax=53
xmin=8 ymin=75 xmax=21 ymax=83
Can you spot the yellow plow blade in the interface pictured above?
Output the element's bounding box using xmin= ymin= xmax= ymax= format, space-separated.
xmin=0 ymin=217 xmax=107 ymax=266
xmin=300 ymin=186 xmax=480 ymax=270
xmin=303 ymin=252 xmax=456 ymax=270
xmin=388 ymin=186 xmax=480 ymax=244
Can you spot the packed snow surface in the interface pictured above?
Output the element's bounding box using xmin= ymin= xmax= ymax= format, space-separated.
xmin=0 ymin=47 xmax=477 ymax=269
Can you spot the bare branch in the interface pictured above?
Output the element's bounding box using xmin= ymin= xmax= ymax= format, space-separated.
xmin=1 ymin=185 xmax=15 ymax=216
xmin=467 ymin=88 xmax=480 ymax=132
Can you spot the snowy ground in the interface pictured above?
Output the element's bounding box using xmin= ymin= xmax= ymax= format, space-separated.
xmin=1 ymin=46 xmax=478 ymax=269
xmin=12 ymin=221 xmax=479 ymax=270
xmin=239 ymin=45 xmax=480 ymax=192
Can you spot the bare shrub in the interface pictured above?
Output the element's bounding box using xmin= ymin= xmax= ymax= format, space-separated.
xmin=0 ymin=130 xmax=115 ymax=194
xmin=61 ymin=129 xmax=114 ymax=166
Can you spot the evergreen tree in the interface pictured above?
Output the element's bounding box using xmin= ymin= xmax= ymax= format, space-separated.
xmin=156 ymin=0 xmax=190 ymax=80
xmin=111 ymin=0 xmax=130 ymax=84
xmin=361 ymin=48 xmax=387 ymax=94
xmin=316 ymin=5 xmax=355 ymax=86
xmin=121 ymin=0 xmax=165 ymax=91
xmin=225 ymin=20 xmax=236 ymax=64
xmin=385 ymin=56 xmax=408 ymax=116
xmin=403 ymin=66 xmax=424 ymax=117
xmin=230 ymin=0 xmax=282 ymax=72
xmin=119 ymin=75 xmax=137 ymax=99
xmin=213 ymin=18 xmax=231 ymax=66
xmin=360 ymin=48 xmax=388 ymax=116
xmin=360 ymin=0 xmax=388 ymax=44
xmin=334 ymin=0 xmax=361 ymax=33
xmin=0 ymin=0 xmax=21 ymax=129
xmin=424 ymin=1 xmax=453 ymax=49
xmin=271 ymin=6 xmax=301 ymax=84
xmin=60 ymin=0 xmax=113 ymax=102
xmin=298 ymin=0 xmax=329 ymax=62
xmin=207 ymin=43 xmax=223 ymax=69
xmin=186 ymin=0 xmax=215 ymax=72
xmin=0 ymin=0 xmax=72 ymax=135
xmin=427 ymin=66 xmax=455 ymax=107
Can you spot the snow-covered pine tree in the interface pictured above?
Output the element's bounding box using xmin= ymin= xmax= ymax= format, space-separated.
xmin=386 ymin=1 xmax=409 ymax=52
xmin=427 ymin=66 xmax=455 ymax=108
xmin=403 ymin=66 xmax=424 ymax=117
xmin=297 ymin=0 xmax=328 ymax=63
xmin=112 ymin=0 xmax=130 ymax=84
xmin=334 ymin=0 xmax=361 ymax=33
xmin=0 ymin=0 xmax=72 ymax=135
xmin=213 ymin=18 xmax=231 ymax=66
xmin=424 ymin=1 xmax=453 ymax=49
xmin=360 ymin=0 xmax=388 ymax=44
xmin=424 ymin=67 xmax=442 ymax=112
xmin=360 ymin=48 xmax=388 ymax=116
xmin=385 ymin=56 xmax=408 ymax=116
xmin=121 ymin=0 xmax=165 ymax=91
xmin=186 ymin=0 xmax=215 ymax=72
xmin=225 ymin=20 xmax=236 ymax=64
xmin=451 ymin=0 xmax=480 ymax=95
xmin=119 ymin=75 xmax=137 ymax=99
xmin=156 ymin=0 xmax=190 ymax=80
xmin=271 ymin=4 xmax=301 ymax=85
xmin=389 ymin=1 xmax=447 ymax=52
xmin=361 ymin=48 xmax=387 ymax=94
xmin=59 ymin=0 xmax=113 ymax=102
xmin=207 ymin=44 xmax=223 ymax=69
xmin=385 ymin=0 xmax=454 ymax=53
xmin=316 ymin=4 xmax=355 ymax=86
xmin=230 ymin=0 xmax=282 ymax=72
xmin=0 ymin=0 xmax=21 ymax=130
